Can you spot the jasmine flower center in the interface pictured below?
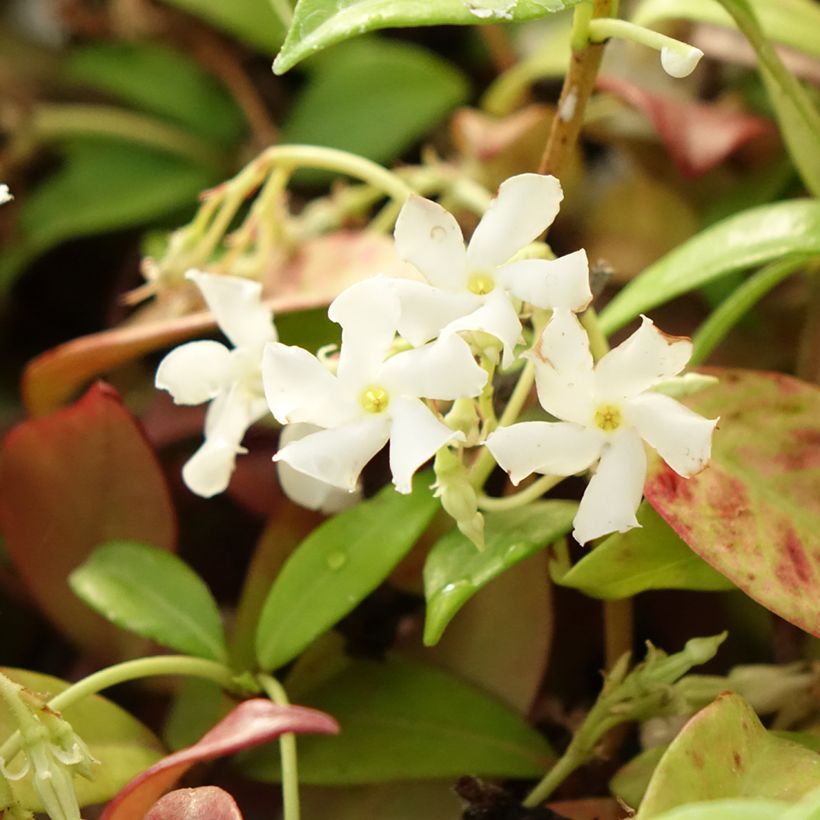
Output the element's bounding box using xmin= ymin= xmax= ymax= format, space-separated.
xmin=467 ymin=272 xmax=495 ymax=295
xmin=360 ymin=385 xmax=390 ymax=414
xmin=594 ymin=403 xmax=622 ymax=433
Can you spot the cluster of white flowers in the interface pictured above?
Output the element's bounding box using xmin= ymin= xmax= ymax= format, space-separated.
xmin=156 ymin=173 xmax=716 ymax=543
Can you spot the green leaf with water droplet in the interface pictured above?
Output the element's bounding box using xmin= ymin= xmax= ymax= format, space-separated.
xmin=553 ymin=502 xmax=734 ymax=599
xmin=423 ymin=501 xmax=577 ymax=646
xmin=274 ymin=0 xmax=583 ymax=74
xmin=239 ymin=656 xmax=553 ymax=782
xmin=255 ymin=473 xmax=438 ymax=671
xmin=636 ymin=693 xmax=820 ymax=817
xmin=70 ymin=540 xmax=228 ymax=662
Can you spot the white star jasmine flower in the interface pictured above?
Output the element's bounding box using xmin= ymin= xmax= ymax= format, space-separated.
xmin=0 ymin=184 xmax=12 ymax=205
xmin=263 ymin=279 xmax=488 ymax=494
xmin=155 ymin=271 xmax=276 ymax=497
xmin=485 ymin=311 xmax=718 ymax=545
xmin=391 ymin=173 xmax=592 ymax=366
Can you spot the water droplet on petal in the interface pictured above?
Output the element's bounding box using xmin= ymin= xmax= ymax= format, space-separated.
xmin=326 ymin=550 xmax=348 ymax=571
xmin=660 ymin=45 xmax=703 ymax=78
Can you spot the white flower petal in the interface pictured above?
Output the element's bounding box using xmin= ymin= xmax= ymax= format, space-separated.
xmin=274 ymin=416 xmax=390 ymax=491
xmin=262 ymin=342 xmax=354 ymax=427
xmin=485 ymin=421 xmax=603 ymax=485
xmin=594 ymin=316 xmax=692 ymax=401
xmin=625 ymin=392 xmax=717 ymax=476
xmin=443 ymin=289 xmax=523 ymax=368
xmin=394 ymin=195 xmax=467 ymax=290
xmin=497 ymin=249 xmax=591 ymax=311
xmin=187 ymin=270 xmax=276 ymax=351
xmin=572 ymin=428 xmax=646 ymax=545
xmin=0 ymin=184 xmax=12 ymax=205
xmin=277 ymin=423 xmax=362 ymax=513
xmin=182 ymin=437 xmax=242 ymax=498
xmin=529 ymin=310 xmax=595 ymax=424
xmin=389 ymin=279 xmax=479 ymax=346
xmin=379 ymin=333 xmax=487 ymax=402
xmin=204 ymin=387 xmax=266 ymax=440
xmin=330 ymin=278 xmax=401 ymax=384
xmin=155 ymin=341 xmax=232 ymax=405
xmin=388 ymin=397 xmax=464 ymax=494
xmin=466 ymin=174 xmax=563 ymax=271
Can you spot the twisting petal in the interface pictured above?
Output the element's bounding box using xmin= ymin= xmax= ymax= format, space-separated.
xmin=330 ymin=278 xmax=401 ymax=385
xmin=443 ymin=289 xmax=523 ymax=368
xmin=204 ymin=385 xmax=262 ymax=441
xmin=466 ymin=174 xmax=563 ymax=271
xmin=572 ymin=428 xmax=647 ymax=545
xmin=379 ymin=333 xmax=487 ymax=402
xmin=497 ymin=249 xmax=591 ymax=311
xmin=485 ymin=421 xmax=603 ymax=485
xmin=626 ymin=392 xmax=718 ymax=476
xmin=389 ymin=279 xmax=479 ymax=346
xmin=187 ymin=271 xmax=276 ymax=351
xmin=529 ymin=310 xmax=595 ymax=424
xmin=274 ymin=416 xmax=390 ymax=491
xmin=262 ymin=343 xmax=354 ymax=427
xmin=394 ymin=195 xmax=467 ymax=290
xmin=388 ymin=397 xmax=464 ymax=494
xmin=594 ymin=316 xmax=692 ymax=401
xmin=155 ymin=341 xmax=232 ymax=405
xmin=277 ymin=423 xmax=362 ymax=513
xmin=182 ymin=437 xmax=243 ymax=498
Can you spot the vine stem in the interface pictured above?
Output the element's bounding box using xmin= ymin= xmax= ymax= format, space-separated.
xmin=258 ymin=675 xmax=301 ymax=820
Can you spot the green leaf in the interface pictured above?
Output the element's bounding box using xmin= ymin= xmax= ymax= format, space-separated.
xmin=0 ymin=139 xmax=214 ymax=294
xmin=70 ymin=541 xmax=228 ymax=662
xmin=637 ymin=694 xmax=820 ymax=817
xmin=255 ymin=474 xmax=438 ymax=671
xmin=64 ymin=42 xmax=246 ymax=146
xmin=160 ymin=0 xmax=285 ymax=54
xmin=644 ymin=369 xmax=820 ymax=637
xmin=712 ymin=0 xmax=820 ymax=196
xmin=0 ymin=667 xmax=164 ymax=811
xmin=281 ymin=38 xmax=468 ymax=183
xmin=632 ymin=0 xmax=820 ymax=59
xmin=553 ymin=502 xmax=734 ymax=599
xmin=599 ymin=199 xmax=820 ymax=335
xmin=274 ymin=0 xmax=582 ymax=74
xmin=240 ymin=657 xmax=554 ymax=783
xmin=423 ymin=501 xmax=577 ymax=646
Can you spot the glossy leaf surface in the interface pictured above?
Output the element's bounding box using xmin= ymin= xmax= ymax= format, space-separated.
xmin=0 ymin=668 xmax=165 ymax=811
xmin=637 ymin=694 xmax=820 ymax=816
xmin=103 ymin=699 xmax=338 ymax=819
xmin=599 ymin=200 xmax=820 ymax=334
xmin=554 ymin=502 xmax=733 ymax=599
xmin=645 ymin=369 xmax=820 ymax=636
xmin=241 ymin=657 xmax=553 ymax=783
xmin=256 ymin=474 xmax=438 ymax=671
xmin=70 ymin=541 xmax=227 ymax=662
xmin=0 ymin=384 xmax=176 ymax=657
xmin=274 ymin=0 xmax=582 ymax=73
xmin=423 ymin=501 xmax=577 ymax=645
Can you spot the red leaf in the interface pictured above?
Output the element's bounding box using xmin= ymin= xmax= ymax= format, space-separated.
xmin=145 ymin=787 xmax=243 ymax=820
xmin=596 ymin=75 xmax=777 ymax=176
xmin=0 ymin=383 xmax=176 ymax=657
xmin=102 ymin=699 xmax=339 ymax=820
xmin=645 ymin=369 xmax=820 ymax=636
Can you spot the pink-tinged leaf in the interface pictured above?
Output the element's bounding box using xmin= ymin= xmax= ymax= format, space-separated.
xmin=645 ymin=369 xmax=820 ymax=637
xmin=0 ymin=383 xmax=176 ymax=657
xmin=596 ymin=75 xmax=777 ymax=177
xmin=145 ymin=787 xmax=243 ymax=820
xmin=102 ymin=699 xmax=338 ymax=820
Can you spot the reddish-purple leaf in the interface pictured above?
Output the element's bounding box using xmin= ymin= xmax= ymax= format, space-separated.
xmin=102 ymin=699 xmax=339 ymax=820
xmin=597 ymin=75 xmax=777 ymax=177
xmin=645 ymin=369 xmax=820 ymax=636
xmin=0 ymin=382 xmax=176 ymax=657
xmin=145 ymin=787 xmax=243 ymax=820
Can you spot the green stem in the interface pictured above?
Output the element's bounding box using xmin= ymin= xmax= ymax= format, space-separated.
xmin=588 ymin=17 xmax=701 ymax=59
xmin=32 ymin=104 xmax=227 ymax=169
xmin=580 ymin=307 xmax=609 ymax=361
xmin=258 ymin=675 xmax=301 ymax=820
xmin=477 ymin=474 xmax=562 ymax=512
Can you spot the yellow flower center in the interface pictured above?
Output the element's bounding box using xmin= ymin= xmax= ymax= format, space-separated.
xmin=594 ymin=404 xmax=622 ymax=433
xmin=360 ymin=385 xmax=390 ymax=414
xmin=467 ymin=272 xmax=495 ymax=295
